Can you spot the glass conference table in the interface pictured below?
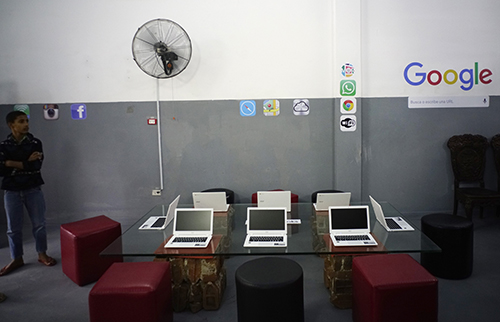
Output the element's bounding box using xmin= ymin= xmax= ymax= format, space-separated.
xmin=102 ymin=202 xmax=440 ymax=311
xmin=102 ymin=202 xmax=439 ymax=257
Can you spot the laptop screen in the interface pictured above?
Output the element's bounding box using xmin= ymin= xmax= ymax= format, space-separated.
xmin=192 ymin=192 xmax=227 ymax=208
xmin=248 ymin=208 xmax=286 ymax=231
xmin=257 ymin=191 xmax=291 ymax=211
xmin=175 ymin=209 xmax=212 ymax=232
xmin=329 ymin=207 xmax=369 ymax=230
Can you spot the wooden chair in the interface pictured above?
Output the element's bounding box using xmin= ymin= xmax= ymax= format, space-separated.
xmin=491 ymin=134 xmax=500 ymax=191
xmin=447 ymin=134 xmax=500 ymax=219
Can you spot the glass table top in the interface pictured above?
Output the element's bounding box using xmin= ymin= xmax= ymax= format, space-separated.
xmin=101 ymin=202 xmax=441 ymax=257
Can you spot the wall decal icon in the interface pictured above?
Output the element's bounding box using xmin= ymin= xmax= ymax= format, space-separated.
xmin=263 ymin=100 xmax=280 ymax=116
xmin=293 ymin=99 xmax=310 ymax=116
xmin=71 ymin=104 xmax=87 ymax=120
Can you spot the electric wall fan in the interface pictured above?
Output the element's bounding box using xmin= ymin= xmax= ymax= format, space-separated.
xmin=132 ymin=19 xmax=192 ymax=78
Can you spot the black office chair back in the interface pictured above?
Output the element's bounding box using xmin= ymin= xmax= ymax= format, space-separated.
xmin=311 ymin=189 xmax=344 ymax=203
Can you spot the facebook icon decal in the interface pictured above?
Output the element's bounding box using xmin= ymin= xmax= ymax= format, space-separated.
xmin=71 ymin=104 xmax=87 ymax=120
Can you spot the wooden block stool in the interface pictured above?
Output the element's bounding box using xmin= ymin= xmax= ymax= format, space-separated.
xmin=89 ymin=262 xmax=173 ymax=322
xmin=421 ymin=213 xmax=474 ymax=279
xmin=60 ymin=215 xmax=122 ymax=286
xmin=352 ymin=254 xmax=438 ymax=322
xmin=235 ymin=257 xmax=304 ymax=322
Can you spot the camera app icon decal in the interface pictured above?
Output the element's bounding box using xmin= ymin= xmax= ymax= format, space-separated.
xmin=43 ymin=104 xmax=59 ymax=120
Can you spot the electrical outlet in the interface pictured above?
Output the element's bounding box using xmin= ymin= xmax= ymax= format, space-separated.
xmin=152 ymin=189 xmax=161 ymax=196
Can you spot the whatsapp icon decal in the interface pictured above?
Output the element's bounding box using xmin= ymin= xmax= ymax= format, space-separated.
xmin=340 ymin=80 xmax=356 ymax=96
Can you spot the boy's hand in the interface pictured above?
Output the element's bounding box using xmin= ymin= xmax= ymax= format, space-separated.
xmin=28 ymin=152 xmax=43 ymax=161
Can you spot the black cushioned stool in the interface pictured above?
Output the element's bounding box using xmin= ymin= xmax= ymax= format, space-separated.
xmin=235 ymin=257 xmax=304 ymax=322
xmin=421 ymin=213 xmax=474 ymax=279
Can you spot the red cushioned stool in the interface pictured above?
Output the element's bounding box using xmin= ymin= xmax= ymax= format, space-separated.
xmin=61 ymin=215 xmax=122 ymax=286
xmin=89 ymin=262 xmax=173 ymax=322
xmin=352 ymin=254 xmax=438 ymax=322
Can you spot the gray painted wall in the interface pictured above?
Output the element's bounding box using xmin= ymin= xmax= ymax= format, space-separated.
xmin=1 ymin=97 xmax=498 ymax=225
xmin=362 ymin=97 xmax=499 ymax=214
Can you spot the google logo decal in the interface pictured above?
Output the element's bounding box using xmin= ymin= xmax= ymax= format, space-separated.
xmin=404 ymin=62 xmax=492 ymax=91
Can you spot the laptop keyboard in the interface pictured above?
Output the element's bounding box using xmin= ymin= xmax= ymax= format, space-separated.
xmin=172 ymin=237 xmax=207 ymax=243
xmin=335 ymin=235 xmax=370 ymax=241
xmin=249 ymin=236 xmax=284 ymax=242
xmin=385 ymin=218 xmax=402 ymax=230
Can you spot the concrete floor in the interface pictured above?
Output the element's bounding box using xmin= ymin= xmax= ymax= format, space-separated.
xmin=1 ymin=211 xmax=500 ymax=322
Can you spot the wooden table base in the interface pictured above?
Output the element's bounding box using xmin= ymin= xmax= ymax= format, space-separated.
xmin=155 ymin=256 xmax=226 ymax=312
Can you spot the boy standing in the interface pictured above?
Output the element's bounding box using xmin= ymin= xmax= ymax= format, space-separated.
xmin=0 ymin=111 xmax=56 ymax=276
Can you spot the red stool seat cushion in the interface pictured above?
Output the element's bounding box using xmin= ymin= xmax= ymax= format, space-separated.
xmin=352 ymin=254 xmax=438 ymax=322
xmin=89 ymin=262 xmax=173 ymax=322
xmin=61 ymin=215 xmax=122 ymax=286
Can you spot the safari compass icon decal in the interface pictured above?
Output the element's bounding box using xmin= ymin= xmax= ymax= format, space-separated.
xmin=240 ymin=100 xmax=256 ymax=116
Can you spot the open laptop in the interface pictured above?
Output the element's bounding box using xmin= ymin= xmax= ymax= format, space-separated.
xmin=314 ymin=192 xmax=351 ymax=211
xmin=192 ymin=191 xmax=230 ymax=212
xmin=244 ymin=207 xmax=287 ymax=247
xmin=329 ymin=205 xmax=378 ymax=246
xmin=257 ymin=191 xmax=291 ymax=212
xmin=369 ymin=195 xmax=414 ymax=231
xmin=164 ymin=208 xmax=214 ymax=248
xmin=139 ymin=195 xmax=180 ymax=230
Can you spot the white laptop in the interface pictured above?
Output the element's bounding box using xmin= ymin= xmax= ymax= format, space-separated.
xmin=139 ymin=195 xmax=180 ymax=230
xmin=257 ymin=191 xmax=292 ymax=212
xmin=164 ymin=208 xmax=214 ymax=248
xmin=244 ymin=207 xmax=287 ymax=247
xmin=192 ymin=191 xmax=230 ymax=212
xmin=369 ymin=195 xmax=414 ymax=231
xmin=329 ymin=205 xmax=378 ymax=247
xmin=314 ymin=192 xmax=351 ymax=211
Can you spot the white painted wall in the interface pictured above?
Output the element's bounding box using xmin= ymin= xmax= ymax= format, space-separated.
xmin=362 ymin=0 xmax=500 ymax=97
xmin=1 ymin=0 xmax=499 ymax=104
xmin=0 ymin=0 xmax=333 ymax=104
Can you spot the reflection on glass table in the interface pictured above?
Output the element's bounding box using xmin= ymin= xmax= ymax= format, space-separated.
xmin=101 ymin=202 xmax=440 ymax=258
